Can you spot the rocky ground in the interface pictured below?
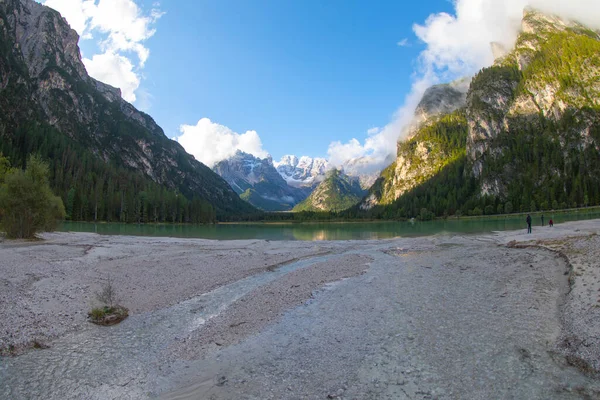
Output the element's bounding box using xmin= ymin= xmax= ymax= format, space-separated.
xmin=1 ymin=221 xmax=599 ymax=399
xmin=0 ymin=233 xmax=335 ymax=354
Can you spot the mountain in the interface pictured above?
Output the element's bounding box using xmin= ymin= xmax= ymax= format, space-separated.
xmin=0 ymin=0 xmax=255 ymax=221
xmin=213 ymin=151 xmax=309 ymax=211
xmin=359 ymin=9 xmax=600 ymax=218
xmin=360 ymin=79 xmax=469 ymax=210
xmin=410 ymin=78 xmax=470 ymax=135
xmin=293 ymin=169 xmax=366 ymax=212
xmin=274 ymin=155 xmax=330 ymax=188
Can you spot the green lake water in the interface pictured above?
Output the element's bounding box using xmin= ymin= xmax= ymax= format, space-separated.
xmin=58 ymin=209 xmax=600 ymax=241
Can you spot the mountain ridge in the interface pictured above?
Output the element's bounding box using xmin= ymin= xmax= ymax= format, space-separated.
xmin=0 ymin=0 xmax=256 ymax=219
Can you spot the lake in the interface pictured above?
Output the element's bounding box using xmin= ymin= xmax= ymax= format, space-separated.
xmin=58 ymin=209 xmax=600 ymax=241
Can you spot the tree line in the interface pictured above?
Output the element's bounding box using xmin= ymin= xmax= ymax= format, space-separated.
xmin=0 ymin=122 xmax=217 ymax=224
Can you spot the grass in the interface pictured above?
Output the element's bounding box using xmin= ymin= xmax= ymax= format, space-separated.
xmin=88 ymin=305 xmax=129 ymax=326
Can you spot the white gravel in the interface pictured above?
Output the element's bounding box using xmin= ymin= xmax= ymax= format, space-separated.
xmin=0 ymin=232 xmax=337 ymax=354
xmin=1 ymin=220 xmax=599 ymax=399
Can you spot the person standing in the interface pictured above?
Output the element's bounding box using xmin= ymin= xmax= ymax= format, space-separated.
xmin=526 ymin=214 xmax=532 ymax=234
xmin=541 ymin=214 xmax=544 ymax=226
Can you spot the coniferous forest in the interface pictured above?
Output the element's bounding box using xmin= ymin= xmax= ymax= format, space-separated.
xmin=0 ymin=122 xmax=217 ymax=224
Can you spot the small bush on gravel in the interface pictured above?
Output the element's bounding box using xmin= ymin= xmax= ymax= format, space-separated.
xmin=88 ymin=276 xmax=129 ymax=326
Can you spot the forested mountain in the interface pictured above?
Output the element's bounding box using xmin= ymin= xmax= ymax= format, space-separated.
xmin=293 ymin=169 xmax=366 ymax=212
xmin=355 ymin=9 xmax=600 ymax=220
xmin=213 ymin=151 xmax=310 ymax=211
xmin=0 ymin=0 xmax=256 ymax=223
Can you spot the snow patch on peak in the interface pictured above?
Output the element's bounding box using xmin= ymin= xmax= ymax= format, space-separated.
xmin=275 ymin=155 xmax=331 ymax=188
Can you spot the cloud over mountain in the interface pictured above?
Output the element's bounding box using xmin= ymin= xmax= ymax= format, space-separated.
xmin=175 ymin=118 xmax=269 ymax=168
xmin=328 ymin=0 xmax=600 ymax=175
xmin=43 ymin=0 xmax=162 ymax=103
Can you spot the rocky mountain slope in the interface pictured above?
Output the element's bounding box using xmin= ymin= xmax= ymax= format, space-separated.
xmin=0 ymin=0 xmax=255 ymax=219
xmin=360 ymin=80 xmax=469 ymax=210
xmin=213 ymin=151 xmax=309 ymax=211
xmin=359 ymin=8 xmax=600 ymax=218
xmin=274 ymin=155 xmax=329 ymax=188
xmin=293 ymin=169 xmax=366 ymax=212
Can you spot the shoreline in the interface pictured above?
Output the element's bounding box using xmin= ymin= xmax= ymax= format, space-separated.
xmin=1 ymin=220 xmax=599 ymax=398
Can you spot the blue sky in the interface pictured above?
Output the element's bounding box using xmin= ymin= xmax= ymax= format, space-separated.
xmin=143 ymin=0 xmax=453 ymax=159
xmin=43 ymin=0 xmax=455 ymax=167
xmin=41 ymin=0 xmax=598 ymax=171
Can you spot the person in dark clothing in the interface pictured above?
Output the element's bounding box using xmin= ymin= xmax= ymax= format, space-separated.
xmin=541 ymin=214 xmax=544 ymax=226
xmin=526 ymin=214 xmax=532 ymax=234
xmin=549 ymin=219 xmax=554 ymax=227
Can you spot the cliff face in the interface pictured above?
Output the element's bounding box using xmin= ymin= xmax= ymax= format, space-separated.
xmin=213 ymin=151 xmax=310 ymax=211
xmin=0 ymin=0 xmax=254 ymax=216
xmin=466 ymin=9 xmax=600 ymax=195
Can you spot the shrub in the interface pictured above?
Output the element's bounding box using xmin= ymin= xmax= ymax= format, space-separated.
xmin=90 ymin=308 xmax=106 ymax=321
xmin=0 ymin=155 xmax=65 ymax=238
xmin=95 ymin=275 xmax=118 ymax=308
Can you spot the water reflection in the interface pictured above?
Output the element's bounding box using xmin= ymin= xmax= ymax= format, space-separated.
xmin=58 ymin=210 xmax=600 ymax=241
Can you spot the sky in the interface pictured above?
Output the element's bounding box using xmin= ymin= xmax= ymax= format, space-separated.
xmin=41 ymin=0 xmax=600 ymax=172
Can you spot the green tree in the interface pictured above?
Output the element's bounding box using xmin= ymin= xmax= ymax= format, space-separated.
xmin=530 ymin=200 xmax=537 ymax=212
xmin=0 ymin=154 xmax=10 ymax=184
xmin=0 ymin=155 xmax=66 ymax=238
xmin=504 ymin=201 xmax=513 ymax=214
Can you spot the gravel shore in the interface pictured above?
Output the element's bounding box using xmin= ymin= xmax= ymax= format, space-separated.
xmin=1 ymin=220 xmax=600 ymax=399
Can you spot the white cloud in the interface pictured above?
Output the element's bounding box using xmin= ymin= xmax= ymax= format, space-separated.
xmin=83 ymin=51 xmax=139 ymax=102
xmin=44 ymin=0 xmax=96 ymax=37
xmin=396 ymin=38 xmax=409 ymax=47
xmin=328 ymin=0 xmax=600 ymax=176
xmin=175 ymin=118 xmax=269 ymax=168
xmin=42 ymin=0 xmax=162 ymax=104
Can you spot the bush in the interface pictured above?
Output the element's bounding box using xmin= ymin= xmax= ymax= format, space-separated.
xmin=0 ymin=155 xmax=65 ymax=238
xmin=90 ymin=307 xmax=106 ymax=321
xmin=88 ymin=275 xmax=129 ymax=326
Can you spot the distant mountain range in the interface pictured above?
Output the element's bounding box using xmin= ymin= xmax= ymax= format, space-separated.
xmin=213 ymin=151 xmax=310 ymax=211
xmin=274 ymin=155 xmax=330 ymax=188
xmin=213 ymin=152 xmax=375 ymax=211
